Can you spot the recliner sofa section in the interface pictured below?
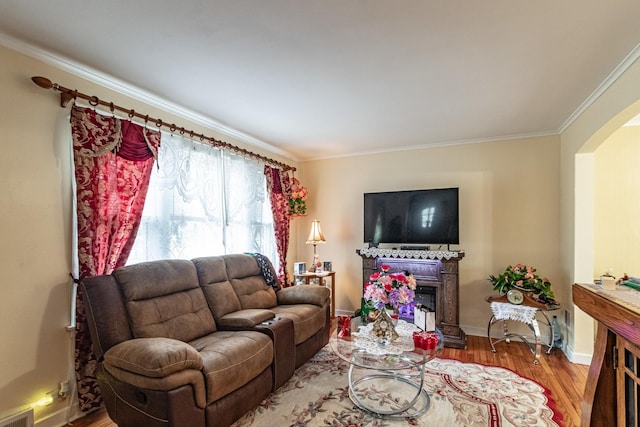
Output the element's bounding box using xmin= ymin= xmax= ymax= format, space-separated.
xmin=81 ymin=254 xmax=330 ymax=427
xmin=192 ymin=255 xmax=331 ymax=369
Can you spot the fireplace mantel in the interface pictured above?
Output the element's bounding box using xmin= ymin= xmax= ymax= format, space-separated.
xmin=357 ymin=248 xmax=464 ymax=261
xmin=357 ymin=248 xmax=466 ymax=349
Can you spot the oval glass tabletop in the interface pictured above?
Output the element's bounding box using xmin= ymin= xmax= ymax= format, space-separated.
xmin=329 ymin=319 xmax=444 ymax=370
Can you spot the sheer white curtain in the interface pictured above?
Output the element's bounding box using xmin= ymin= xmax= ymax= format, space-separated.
xmin=127 ymin=132 xmax=277 ymax=266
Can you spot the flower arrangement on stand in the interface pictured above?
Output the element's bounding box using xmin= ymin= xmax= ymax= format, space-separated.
xmin=289 ymin=177 xmax=307 ymax=218
xmin=488 ymin=263 xmax=557 ymax=305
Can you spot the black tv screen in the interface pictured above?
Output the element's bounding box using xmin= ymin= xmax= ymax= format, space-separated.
xmin=364 ymin=188 xmax=459 ymax=246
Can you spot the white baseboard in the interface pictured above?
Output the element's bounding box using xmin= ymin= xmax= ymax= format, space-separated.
xmin=463 ymin=325 xmax=493 ymax=340
xmin=35 ymin=404 xmax=81 ymax=427
xmin=565 ymin=345 xmax=593 ymax=365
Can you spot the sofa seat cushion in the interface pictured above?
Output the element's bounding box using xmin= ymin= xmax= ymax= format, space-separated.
xmin=216 ymin=309 xmax=276 ymax=328
xmin=271 ymin=304 xmax=326 ymax=345
xmin=189 ymin=331 xmax=273 ymax=404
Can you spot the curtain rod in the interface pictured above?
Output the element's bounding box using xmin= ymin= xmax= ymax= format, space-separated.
xmin=31 ymin=76 xmax=296 ymax=172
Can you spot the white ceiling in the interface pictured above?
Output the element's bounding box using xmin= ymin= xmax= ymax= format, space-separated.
xmin=1 ymin=1 xmax=639 ymax=161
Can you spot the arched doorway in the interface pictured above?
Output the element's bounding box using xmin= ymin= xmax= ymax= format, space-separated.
xmin=570 ymin=99 xmax=640 ymax=361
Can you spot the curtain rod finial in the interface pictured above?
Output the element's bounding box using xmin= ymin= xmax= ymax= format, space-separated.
xmin=32 ymin=76 xmax=53 ymax=89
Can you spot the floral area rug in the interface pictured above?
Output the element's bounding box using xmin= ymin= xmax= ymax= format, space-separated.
xmin=232 ymin=346 xmax=562 ymax=427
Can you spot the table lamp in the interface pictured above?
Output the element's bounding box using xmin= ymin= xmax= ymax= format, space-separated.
xmin=306 ymin=219 xmax=326 ymax=272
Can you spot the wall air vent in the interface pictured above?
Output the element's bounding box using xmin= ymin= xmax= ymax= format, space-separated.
xmin=0 ymin=409 xmax=34 ymax=427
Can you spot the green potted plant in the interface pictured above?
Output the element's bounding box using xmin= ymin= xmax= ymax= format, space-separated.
xmin=489 ymin=263 xmax=557 ymax=306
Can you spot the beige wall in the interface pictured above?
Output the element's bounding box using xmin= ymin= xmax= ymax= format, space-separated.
xmin=594 ymin=125 xmax=640 ymax=278
xmin=295 ymin=135 xmax=562 ymax=337
xmin=0 ymin=46 xmax=74 ymax=423
xmin=0 ymin=44 xmax=298 ymax=424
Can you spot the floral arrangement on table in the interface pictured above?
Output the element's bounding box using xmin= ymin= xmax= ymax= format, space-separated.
xmin=488 ymin=263 xmax=556 ymax=304
xmin=289 ymin=177 xmax=308 ymax=218
xmin=364 ymin=264 xmax=417 ymax=311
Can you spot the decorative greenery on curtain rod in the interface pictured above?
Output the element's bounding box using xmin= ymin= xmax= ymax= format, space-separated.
xmin=31 ymin=76 xmax=296 ymax=172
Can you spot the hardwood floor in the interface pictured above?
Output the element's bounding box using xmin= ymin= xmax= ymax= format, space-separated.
xmin=68 ymin=334 xmax=588 ymax=427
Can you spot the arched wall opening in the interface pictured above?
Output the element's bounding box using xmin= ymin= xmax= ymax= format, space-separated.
xmin=569 ymin=98 xmax=640 ymax=361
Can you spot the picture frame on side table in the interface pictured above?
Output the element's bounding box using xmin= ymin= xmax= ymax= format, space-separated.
xmin=322 ymin=261 xmax=332 ymax=272
xmin=294 ymin=262 xmax=307 ymax=275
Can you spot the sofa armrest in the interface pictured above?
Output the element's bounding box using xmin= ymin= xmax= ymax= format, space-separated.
xmin=277 ymin=285 xmax=330 ymax=307
xmin=216 ymin=309 xmax=276 ymax=329
xmin=102 ymin=338 xmax=208 ymax=408
xmin=104 ymin=337 xmax=203 ymax=378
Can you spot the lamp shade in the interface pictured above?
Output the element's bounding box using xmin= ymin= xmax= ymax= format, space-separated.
xmin=306 ymin=219 xmax=326 ymax=244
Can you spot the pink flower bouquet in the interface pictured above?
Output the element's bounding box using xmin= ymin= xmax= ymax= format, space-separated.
xmin=364 ymin=264 xmax=417 ymax=311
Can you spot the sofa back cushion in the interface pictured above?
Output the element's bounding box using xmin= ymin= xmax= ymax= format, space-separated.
xmin=113 ymin=259 xmax=216 ymax=342
xmin=192 ymin=256 xmax=243 ymax=320
xmin=224 ymin=254 xmax=277 ymax=309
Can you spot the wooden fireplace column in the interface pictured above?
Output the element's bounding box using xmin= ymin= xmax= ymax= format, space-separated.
xmin=357 ymin=249 xmax=466 ymax=349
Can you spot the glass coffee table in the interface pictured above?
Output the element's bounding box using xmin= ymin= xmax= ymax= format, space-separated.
xmin=329 ymin=320 xmax=444 ymax=418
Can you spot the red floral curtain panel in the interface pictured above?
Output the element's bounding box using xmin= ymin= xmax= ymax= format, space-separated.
xmin=264 ymin=165 xmax=292 ymax=287
xmin=70 ymin=106 xmax=160 ymax=412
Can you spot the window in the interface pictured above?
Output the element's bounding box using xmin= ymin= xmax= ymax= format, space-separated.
xmin=127 ymin=133 xmax=277 ymax=267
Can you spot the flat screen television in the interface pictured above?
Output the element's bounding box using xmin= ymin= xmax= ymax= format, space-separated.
xmin=364 ymin=188 xmax=459 ymax=247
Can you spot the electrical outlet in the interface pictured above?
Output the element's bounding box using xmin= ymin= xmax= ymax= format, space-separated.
xmin=58 ymin=381 xmax=70 ymax=400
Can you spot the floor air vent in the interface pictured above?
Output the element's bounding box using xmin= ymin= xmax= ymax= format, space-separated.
xmin=0 ymin=409 xmax=34 ymax=427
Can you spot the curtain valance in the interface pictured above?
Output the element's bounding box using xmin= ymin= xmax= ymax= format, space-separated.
xmin=71 ymin=107 xmax=160 ymax=160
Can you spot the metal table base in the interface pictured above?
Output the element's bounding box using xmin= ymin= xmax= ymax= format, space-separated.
xmin=347 ymin=356 xmax=430 ymax=418
xmin=487 ymin=310 xmax=554 ymax=365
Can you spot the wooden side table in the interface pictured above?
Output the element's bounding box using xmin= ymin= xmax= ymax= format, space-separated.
xmin=294 ymin=271 xmax=335 ymax=318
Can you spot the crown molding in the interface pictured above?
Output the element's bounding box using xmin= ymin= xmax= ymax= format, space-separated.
xmin=558 ymin=42 xmax=640 ymax=133
xmin=301 ymin=130 xmax=560 ymax=163
xmin=3 ymin=30 xmax=637 ymax=164
xmin=0 ymin=32 xmax=297 ymax=162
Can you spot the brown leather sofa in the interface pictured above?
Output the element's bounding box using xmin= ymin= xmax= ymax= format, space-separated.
xmin=81 ymin=254 xmax=330 ymax=427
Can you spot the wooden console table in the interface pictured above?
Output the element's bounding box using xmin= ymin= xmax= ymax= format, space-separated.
xmin=573 ymin=282 xmax=640 ymax=426
xmin=356 ymin=248 xmax=466 ymax=348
